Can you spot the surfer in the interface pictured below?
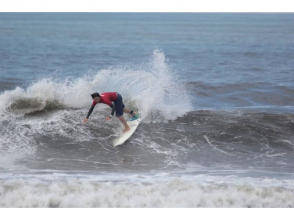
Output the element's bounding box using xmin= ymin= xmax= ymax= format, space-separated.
xmin=83 ymin=92 xmax=136 ymax=133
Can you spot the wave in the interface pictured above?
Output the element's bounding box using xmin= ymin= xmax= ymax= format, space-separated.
xmin=0 ymin=77 xmax=24 ymax=92
xmin=0 ymin=173 xmax=293 ymax=208
xmin=0 ymin=50 xmax=192 ymax=121
xmin=1 ymin=108 xmax=294 ymax=173
xmin=186 ymin=81 xmax=294 ymax=111
xmin=0 ymin=50 xmax=192 ymax=168
xmin=1 ymin=50 xmax=294 ymax=175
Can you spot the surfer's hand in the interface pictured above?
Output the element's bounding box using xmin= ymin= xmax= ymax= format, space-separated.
xmin=83 ymin=118 xmax=88 ymax=124
xmin=106 ymin=116 xmax=112 ymax=121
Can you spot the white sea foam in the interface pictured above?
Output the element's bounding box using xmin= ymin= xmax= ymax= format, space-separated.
xmin=0 ymin=173 xmax=293 ymax=208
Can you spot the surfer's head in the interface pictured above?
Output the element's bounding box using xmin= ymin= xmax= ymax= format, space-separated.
xmin=91 ymin=92 xmax=101 ymax=102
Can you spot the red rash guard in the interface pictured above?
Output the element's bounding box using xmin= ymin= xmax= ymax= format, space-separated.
xmin=92 ymin=92 xmax=117 ymax=107
xmin=86 ymin=92 xmax=118 ymax=119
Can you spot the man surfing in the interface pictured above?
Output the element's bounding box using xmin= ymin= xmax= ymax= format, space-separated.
xmin=83 ymin=92 xmax=136 ymax=133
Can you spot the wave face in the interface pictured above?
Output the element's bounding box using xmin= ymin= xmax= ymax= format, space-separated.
xmin=0 ymin=50 xmax=192 ymax=170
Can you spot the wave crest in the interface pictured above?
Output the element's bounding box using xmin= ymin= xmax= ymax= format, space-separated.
xmin=0 ymin=50 xmax=192 ymax=121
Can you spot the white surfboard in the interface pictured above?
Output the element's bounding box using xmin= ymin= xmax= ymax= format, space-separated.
xmin=113 ymin=113 xmax=140 ymax=146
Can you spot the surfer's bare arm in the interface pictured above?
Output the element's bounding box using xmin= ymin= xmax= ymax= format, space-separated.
xmin=83 ymin=105 xmax=95 ymax=123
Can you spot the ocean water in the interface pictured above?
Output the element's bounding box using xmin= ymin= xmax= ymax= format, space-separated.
xmin=1 ymin=13 xmax=294 ymax=207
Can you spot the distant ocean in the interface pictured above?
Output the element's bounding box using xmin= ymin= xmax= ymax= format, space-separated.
xmin=1 ymin=13 xmax=294 ymax=207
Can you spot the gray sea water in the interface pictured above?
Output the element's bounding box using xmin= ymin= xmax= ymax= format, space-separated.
xmin=1 ymin=13 xmax=294 ymax=207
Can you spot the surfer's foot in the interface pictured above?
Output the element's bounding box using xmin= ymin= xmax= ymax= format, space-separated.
xmin=123 ymin=126 xmax=131 ymax=133
xmin=131 ymin=111 xmax=137 ymax=117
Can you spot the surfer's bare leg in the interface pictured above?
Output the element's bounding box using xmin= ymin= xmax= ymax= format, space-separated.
xmin=118 ymin=116 xmax=130 ymax=133
xmin=123 ymin=108 xmax=130 ymax=113
xmin=123 ymin=108 xmax=136 ymax=117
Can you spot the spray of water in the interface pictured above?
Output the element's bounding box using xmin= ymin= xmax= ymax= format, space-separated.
xmin=0 ymin=50 xmax=191 ymax=120
xmin=0 ymin=50 xmax=192 ymax=167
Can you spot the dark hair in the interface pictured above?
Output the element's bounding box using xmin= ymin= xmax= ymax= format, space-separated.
xmin=91 ymin=92 xmax=100 ymax=99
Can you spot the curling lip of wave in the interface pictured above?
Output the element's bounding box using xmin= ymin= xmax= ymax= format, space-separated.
xmin=0 ymin=50 xmax=192 ymax=121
